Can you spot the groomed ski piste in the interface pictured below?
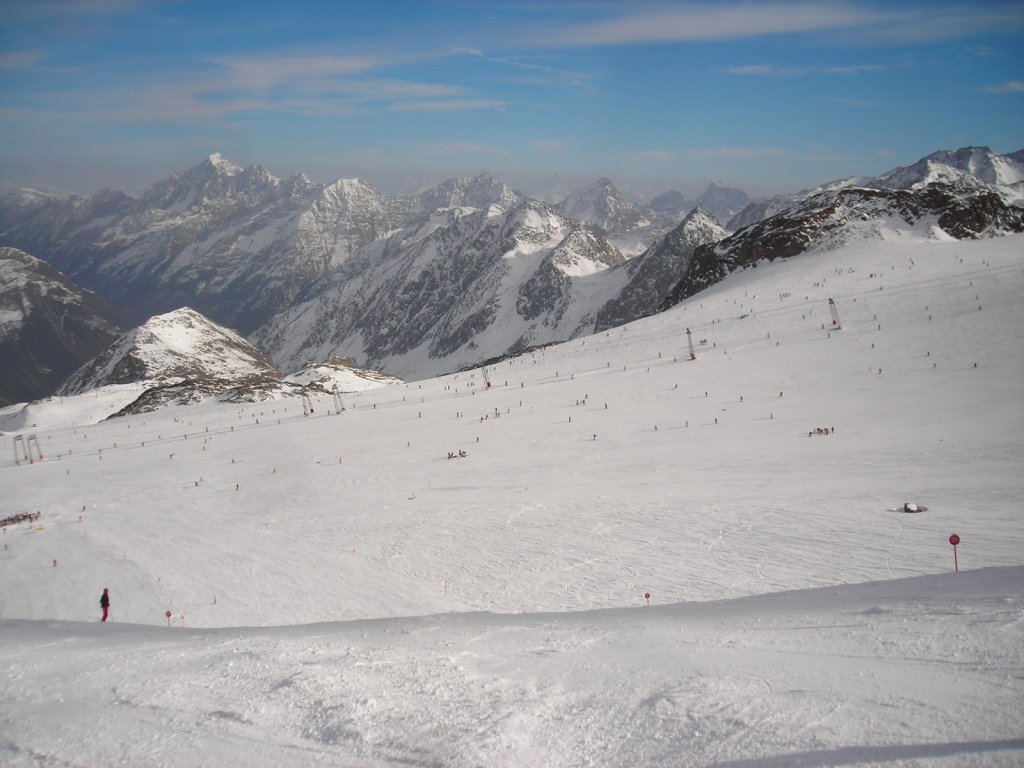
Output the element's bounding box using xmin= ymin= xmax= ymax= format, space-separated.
xmin=1 ymin=232 xmax=1022 ymax=767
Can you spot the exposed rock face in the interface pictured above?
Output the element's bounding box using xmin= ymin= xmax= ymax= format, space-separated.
xmin=662 ymin=183 xmax=1024 ymax=311
xmin=595 ymin=209 xmax=727 ymax=332
xmin=252 ymin=201 xmax=633 ymax=378
xmin=0 ymin=247 xmax=123 ymax=405
xmin=59 ymin=307 xmax=281 ymax=395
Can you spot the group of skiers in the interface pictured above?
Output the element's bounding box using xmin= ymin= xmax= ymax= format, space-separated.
xmin=447 ymin=450 xmax=468 ymax=460
xmin=1 ymin=510 xmax=41 ymax=530
xmin=809 ymin=426 xmax=835 ymax=437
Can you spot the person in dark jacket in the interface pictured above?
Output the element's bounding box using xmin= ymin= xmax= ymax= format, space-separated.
xmin=100 ymin=588 xmax=110 ymax=622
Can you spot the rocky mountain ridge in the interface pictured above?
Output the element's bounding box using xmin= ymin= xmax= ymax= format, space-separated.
xmin=728 ymin=146 xmax=1024 ymax=230
xmin=0 ymin=158 xmax=524 ymax=335
xmin=662 ymin=182 xmax=1024 ymax=310
xmin=0 ymin=247 xmax=124 ymax=406
xmin=594 ymin=208 xmax=728 ymax=332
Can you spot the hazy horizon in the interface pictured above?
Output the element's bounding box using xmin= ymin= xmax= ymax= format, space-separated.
xmin=1 ymin=1 xmax=1022 ymax=199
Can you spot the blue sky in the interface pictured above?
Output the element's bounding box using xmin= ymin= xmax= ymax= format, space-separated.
xmin=1 ymin=0 xmax=1022 ymax=198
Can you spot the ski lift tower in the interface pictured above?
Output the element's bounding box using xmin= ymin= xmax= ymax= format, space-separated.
xmin=481 ymin=366 xmax=492 ymax=390
xmin=13 ymin=434 xmax=43 ymax=465
xmin=686 ymin=328 xmax=697 ymax=361
xmin=301 ymin=393 xmax=314 ymax=417
xmin=332 ymin=385 xmax=346 ymax=413
xmin=828 ymin=298 xmax=842 ymax=330
xmin=13 ymin=435 xmax=27 ymax=465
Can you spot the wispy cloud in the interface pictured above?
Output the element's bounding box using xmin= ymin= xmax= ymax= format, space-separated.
xmin=687 ymin=146 xmax=794 ymax=160
xmin=5 ymin=49 xmax=496 ymax=127
xmin=387 ymin=99 xmax=506 ymax=113
xmin=862 ymin=6 xmax=1024 ymax=43
xmin=984 ymin=80 xmax=1024 ymax=94
xmin=450 ymin=47 xmax=589 ymax=89
xmin=2 ymin=0 xmax=150 ymax=21
xmin=966 ymin=45 xmax=1000 ymax=58
xmin=540 ymin=2 xmax=1024 ymax=47
xmin=724 ymin=63 xmax=887 ymax=77
xmin=726 ymin=64 xmax=774 ymax=76
xmin=210 ymin=54 xmax=380 ymax=92
xmin=331 ymin=80 xmax=465 ymax=100
xmin=0 ymin=49 xmax=46 ymax=70
xmin=635 ymin=150 xmax=676 ymax=161
xmin=823 ymin=64 xmax=887 ymax=74
xmin=417 ymin=142 xmax=509 ymax=157
xmin=544 ymin=3 xmax=887 ymax=46
xmin=825 ymin=96 xmax=884 ymax=108
xmin=530 ymin=140 xmax=566 ymax=153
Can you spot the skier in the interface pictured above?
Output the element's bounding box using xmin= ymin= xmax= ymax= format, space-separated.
xmin=100 ymin=588 xmax=110 ymax=622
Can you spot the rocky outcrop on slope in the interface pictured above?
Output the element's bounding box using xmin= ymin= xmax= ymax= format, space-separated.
xmin=662 ymin=183 xmax=1024 ymax=310
xmin=0 ymin=247 xmax=123 ymax=405
xmin=595 ymin=209 xmax=727 ymax=332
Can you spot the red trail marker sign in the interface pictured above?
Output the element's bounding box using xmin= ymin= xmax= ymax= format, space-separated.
xmin=949 ymin=534 xmax=960 ymax=571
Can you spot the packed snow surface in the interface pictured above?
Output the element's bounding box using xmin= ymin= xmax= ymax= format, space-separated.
xmin=1 ymin=234 xmax=1022 ymax=766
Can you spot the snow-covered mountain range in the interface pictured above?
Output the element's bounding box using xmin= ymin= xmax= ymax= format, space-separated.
xmin=0 ymin=157 xmax=524 ymax=336
xmin=0 ymin=247 xmax=123 ymax=406
xmin=1 ymin=146 xmax=1021 ymax=403
xmin=250 ymin=201 xmax=638 ymax=379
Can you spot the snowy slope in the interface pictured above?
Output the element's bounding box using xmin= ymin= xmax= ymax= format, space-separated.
xmin=283 ymin=357 xmax=403 ymax=391
xmin=1 ymin=567 xmax=1020 ymax=767
xmin=0 ymin=231 xmax=1021 ymax=766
